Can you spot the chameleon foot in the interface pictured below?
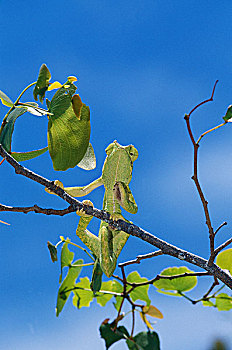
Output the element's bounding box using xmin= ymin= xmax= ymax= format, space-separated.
xmin=76 ymin=200 xmax=94 ymax=217
xmin=45 ymin=180 xmax=64 ymax=194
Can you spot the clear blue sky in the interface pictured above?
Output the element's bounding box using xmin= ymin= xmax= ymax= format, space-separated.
xmin=1 ymin=1 xmax=232 ymax=349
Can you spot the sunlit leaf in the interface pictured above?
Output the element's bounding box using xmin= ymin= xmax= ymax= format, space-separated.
xmin=77 ymin=143 xmax=96 ymax=170
xmin=11 ymin=147 xmax=48 ymax=161
xmin=0 ymin=90 xmax=13 ymax=107
xmin=48 ymin=82 xmax=91 ymax=171
xmin=33 ymin=64 xmax=51 ymax=103
xmin=202 ymin=299 xmax=215 ymax=307
xmin=99 ymin=321 xmax=129 ymax=349
xmin=47 ymin=241 xmax=58 ymax=263
xmin=215 ymin=293 xmax=232 ymax=311
xmin=127 ymin=271 xmax=151 ymax=306
xmin=60 ymin=241 xmax=74 ymax=282
xmin=153 ymin=266 xmax=197 ymax=293
xmin=0 ymin=107 xmax=27 ymax=152
xmin=142 ymin=305 xmax=163 ymax=319
xmin=56 ymin=259 xmax=83 ymax=316
xmin=216 ymin=249 xmax=232 ymax=274
xmin=48 ymin=81 xmax=62 ymax=91
xmin=126 ymin=331 xmax=160 ymax=350
xmin=73 ymin=277 xmax=94 ymax=308
xmin=97 ymin=280 xmax=122 ymax=307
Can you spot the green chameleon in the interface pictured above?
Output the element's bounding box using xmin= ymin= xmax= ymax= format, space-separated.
xmin=49 ymin=140 xmax=138 ymax=278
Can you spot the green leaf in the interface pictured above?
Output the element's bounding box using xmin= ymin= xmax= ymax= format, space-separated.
xmin=99 ymin=321 xmax=129 ymax=349
xmin=153 ymin=266 xmax=197 ymax=293
xmin=223 ymin=105 xmax=232 ymax=122
xmin=56 ymin=259 xmax=83 ymax=316
xmin=33 ymin=64 xmax=51 ymax=103
xmin=60 ymin=241 xmax=74 ymax=282
xmin=11 ymin=147 xmax=48 ymax=161
xmin=77 ymin=143 xmax=96 ymax=170
xmin=90 ymin=259 xmax=103 ymax=294
xmin=0 ymin=107 xmax=27 ymax=152
xmin=0 ymin=90 xmax=14 ymax=107
xmin=97 ymin=280 xmax=122 ymax=307
xmin=48 ymin=82 xmax=91 ymax=171
xmin=126 ymin=331 xmax=160 ymax=350
xmin=202 ymin=299 xmax=215 ymax=307
xmin=73 ymin=277 xmax=94 ymax=308
xmin=127 ymin=272 xmax=151 ymax=306
xmin=215 ymin=293 xmax=232 ymax=311
xmin=216 ymin=249 xmax=232 ymax=274
xmin=47 ymin=241 xmax=58 ymax=262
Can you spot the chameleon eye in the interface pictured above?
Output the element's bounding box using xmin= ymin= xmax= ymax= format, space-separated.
xmin=129 ymin=147 xmax=138 ymax=162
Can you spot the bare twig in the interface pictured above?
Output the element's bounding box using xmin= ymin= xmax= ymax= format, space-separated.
xmin=184 ymin=81 xmax=219 ymax=266
xmin=214 ymin=237 xmax=232 ymax=256
xmin=1 ymin=144 xmax=232 ymax=289
xmin=118 ymin=250 xmax=163 ymax=267
xmin=0 ymin=203 xmax=76 ymax=216
xmin=203 ymin=279 xmax=219 ymax=299
xmin=214 ymin=221 xmax=227 ymax=235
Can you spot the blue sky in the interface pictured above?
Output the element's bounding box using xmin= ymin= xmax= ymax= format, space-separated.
xmin=1 ymin=1 xmax=232 ymax=349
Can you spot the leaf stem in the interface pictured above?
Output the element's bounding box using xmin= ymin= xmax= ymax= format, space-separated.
xmin=196 ymin=122 xmax=227 ymax=144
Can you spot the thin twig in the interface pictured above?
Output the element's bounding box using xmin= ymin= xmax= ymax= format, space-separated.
xmin=203 ymin=279 xmax=219 ymax=299
xmin=214 ymin=222 xmax=227 ymax=236
xmin=1 ymin=145 xmax=232 ymax=289
xmin=0 ymin=203 xmax=76 ymax=216
xmin=118 ymin=250 xmax=163 ymax=267
xmin=214 ymin=237 xmax=232 ymax=256
xmin=184 ymin=81 xmax=219 ymax=266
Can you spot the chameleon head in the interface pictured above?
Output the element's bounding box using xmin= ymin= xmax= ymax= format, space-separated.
xmin=102 ymin=141 xmax=138 ymax=188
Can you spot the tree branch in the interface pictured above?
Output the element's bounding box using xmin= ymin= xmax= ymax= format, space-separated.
xmin=0 ymin=203 xmax=76 ymax=216
xmin=1 ymin=144 xmax=232 ymax=290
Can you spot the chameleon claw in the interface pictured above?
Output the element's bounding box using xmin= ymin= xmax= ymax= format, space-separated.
xmin=45 ymin=179 xmax=64 ymax=194
xmin=76 ymin=200 xmax=94 ymax=217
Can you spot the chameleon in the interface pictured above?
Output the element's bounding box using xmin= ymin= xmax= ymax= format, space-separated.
xmin=47 ymin=140 xmax=138 ymax=278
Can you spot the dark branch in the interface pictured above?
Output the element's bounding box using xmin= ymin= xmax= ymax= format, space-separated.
xmin=0 ymin=203 xmax=76 ymax=216
xmin=118 ymin=250 xmax=163 ymax=267
xmin=1 ymin=144 xmax=232 ymax=290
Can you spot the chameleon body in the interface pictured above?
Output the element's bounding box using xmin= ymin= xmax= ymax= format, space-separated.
xmin=49 ymin=141 xmax=138 ymax=277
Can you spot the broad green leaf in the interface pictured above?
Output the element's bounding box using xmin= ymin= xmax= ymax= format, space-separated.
xmin=48 ymin=81 xmax=62 ymax=91
xmin=0 ymin=90 xmax=13 ymax=107
xmin=215 ymin=293 xmax=232 ymax=311
xmin=127 ymin=272 xmax=150 ymax=306
xmin=33 ymin=64 xmax=51 ymax=102
xmin=153 ymin=266 xmax=197 ymax=293
xmin=202 ymin=299 xmax=215 ymax=307
xmin=47 ymin=241 xmax=58 ymax=262
xmin=216 ymin=249 xmax=232 ymax=274
xmin=60 ymin=241 xmax=74 ymax=282
xmin=223 ymin=105 xmax=232 ymax=122
xmin=126 ymin=331 xmax=160 ymax=350
xmin=90 ymin=259 xmax=103 ymax=294
xmin=56 ymin=259 xmax=83 ymax=316
xmin=99 ymin=321 xmax=129 ymax=349
xmin=142 ymin=305 xmax=163 ymax=319
xmin=0 ymin=107 xmax=27 ymax=152
xmin=96 ymin=280 xmax=122 ymax=307
xmin=73 ymin=277 xmax=94 ymax=308
xmin=48 ymin=82 xmax=90 ymax=171
xmin=11 ymin=147 xmax=48 ymax=161
xmin=77 ymin=143 xmax=96 ymax=170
